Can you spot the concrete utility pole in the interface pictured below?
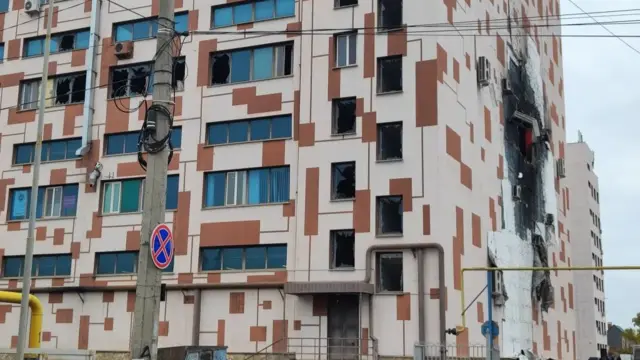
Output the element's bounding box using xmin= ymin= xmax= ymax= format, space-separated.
xmin=130 ymin=0 xmax=175 ymax=359
xmin=15 ymin=2 xmax=56 ymax=360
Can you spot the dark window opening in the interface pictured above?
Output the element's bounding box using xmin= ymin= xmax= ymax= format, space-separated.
xmin=377 ymin=196 xmax=403 ymax=235
xmin=330 ymin=230 xmax=355 ymax=269
xmin=332 ymin=97 xmax=356 ymax=135
xmin=172 ymin=58 xmax=186 ymax=90
xmin=130 ymin=65 xmax=152 ymax=96
xmin=58 ymin=34 xmax=75 ymax=52
xmin=331 ymin=161 xmax=356 ymax=200
xmin=377 ymin=56 xmax=402 ymax=93
xmin=335 ymin=0 xmax=357 ymax=7
xmin=377 ymin=122 xmax=402 ymax=160
xmin=211 ymin=53 xmax=231 ymax=84
xmin=378 ymin=0 xmax=403 ymax=30
xmin=54 ymin=73 xmax=86 ymax=106
xmin=377 ymin=252 xmax=403 ymax=292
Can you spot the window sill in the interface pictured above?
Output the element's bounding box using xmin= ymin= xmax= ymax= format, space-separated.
xmin=108 ymin=88 xmax=184 ymax=101
xmin=209 ymin=74 xmax=294 ymax=89
xmin=333 ymin=64 xmax=357 ymax=70
xmin=2 ymin=276 xmax=71 ymax=280
xmin=7 ymin=216 xmax=76 ymax=223
xmin=375 ymin=158 xmax=403 ymax=163
xmin=377 ymin=26 xmax=405 ymax=34
xmin=94 ymin=273 xmax=135 ymax=278
xmin=330 ymin=198 xmax=355 ymax=203
xmin=205 ymin=136 xmax=293 ymax=148
xmin=99 ymin=209 xmax=177 ymax=217
xmin=13 ymin=156 xmax=82 ymax=167
xmin=203 ymin=202 xmax=288 ymax=211
xmin=376 ymin=90 xmax=403 ymax=96
xmin=210 ymin=14 xmax=296 ymax=30
xmin=375 ymin=233 xmax=403 ymax=238
xmin=199 ymin=268 xmax=286 ymax=274
xmin=334 ymin=4 xmax=358 ymax=10
xmin=329 ymin=267 xmax=355 ymax=272
xmin=330 ymin=131 xmax=357 ymax=138
xmin=102 ymin=148 xmax=182 ymax=158
xmin=375 ymin=290 xmax=405 ymax=295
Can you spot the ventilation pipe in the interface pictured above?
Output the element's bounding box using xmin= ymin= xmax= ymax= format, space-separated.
xmin=75 ymin=0 xmax=101 ymax=157
xmin=0 ymin=292 xmax=44 ymax=348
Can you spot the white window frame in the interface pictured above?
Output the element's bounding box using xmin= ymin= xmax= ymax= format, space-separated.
xmin=103 ymin=182 xmax=122 ymax=214
xmin=335 ymin=32 xmax=357 ymax=68
xmin=43 ymin=186 xmax=63 ymax=218
xmin=225 ymin=171 xmax=247 ymax=206
xmin=20 ymin=80 xmax=41 ymax=110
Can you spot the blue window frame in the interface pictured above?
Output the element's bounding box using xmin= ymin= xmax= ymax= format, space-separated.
xmin=211 ymin=0 xmax=294 ymax=28
xmin=95 ymin=251 xmax=174 ymax=275
xmin=207 ymin=116 xmax=291 ymax=145
xmin=0 ymin=43 xmax=4 ymax=62
xmin=8 ymin=184 xmax=79 ymax=221
xmin=2 ymin=254 xmax=72 ymax=278
xmin=0 ymin=0 xmax=8 ymax=13
xmin=204 ymin=166 xmax=289 ymax=207
xmin=105 ymin=127 xmax=182 ymax=156
xmin=24 ymin=29 xmax=90 ymax=57
xmin=200 ymin=244 xmax=287 ymax=271
xmin=210 ymin=42 xmax=293 ymax=85
xmin=114 ymin=12 xmax=189 ymax=42
xmin=13 ymin=138 xmax=82 ymax=165
xmin=102 ymin=175 xmax=179 ymax=214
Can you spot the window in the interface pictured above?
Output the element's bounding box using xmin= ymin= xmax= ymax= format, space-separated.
xmin=24 ymin=29 xmax=90 ymax=57
xmin=102 ymin=175 xmax=179 ymax=214
xmin=0 ymin=43 xmax=4 ymax=62
xmin=376 ymin=196 xmax=403 ymax=235
xmin=377 ymin=122 xmax=403 ymax=160
xmin=114 ymin=13 xmax=189 ymax=42
xmin=331 ymin=162 xmax=355 ymax=200
xmin=335 ymin=32 xmax=357 ymax=67
xmin=210 ymin=42 xmax=293 ymax=85
xmin=207 ymin=115 xmax=292 ymax=145
xmin=204 ymin=166 xmax=290 ymax=207
xmin=8 ymin=184 xmax=79 ymax=221
xmin=13 ymin=138 xmax=81 ymax=165
xmin=377 ymin=56 xmax=403 ymax=93
xmin=330 ymin=230 xmax=355 ymax=269
xmin=332 ymin=97 xmax=356 ymax=135
xmin=2 ymin=254 xmax=72 ymax=278
xmin=335 ymin=0 xmax=357 ymax=7
xmin=378 ymin=0 xmax=403 ymax=30
xmin=200 ymin=244 xmax=287 ymax=271
xmin=0 ymin=0 xmax=7 ymax=13
xmin=19 ymin=79 xmax=40 ymax=110
xmin=19 ymin=73 xmax=87 ymax=109
xmin=105 ymin=128 xmax=182 ymax=155
xmin=377 ymin=252 xmax=402 ymax=292
xmin=95 ymin=251 xmax=174 ymax=275
xmin=212 ymin=0 xmax=295 ymax=28
xmin=110 ymin=58 xmax=185 ymax=98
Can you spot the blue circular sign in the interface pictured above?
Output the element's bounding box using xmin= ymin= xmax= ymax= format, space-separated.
xmin=150 ymin=224 xmax=174 ymax=270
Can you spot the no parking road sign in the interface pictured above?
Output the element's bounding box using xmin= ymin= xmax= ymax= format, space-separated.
xmin=150 ymin=224 xmax=174 ymax=270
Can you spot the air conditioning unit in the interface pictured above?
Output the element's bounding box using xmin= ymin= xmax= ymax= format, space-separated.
xmin=24 ymin=0 xmax=40 ymax=15
xmin=492 ymin=270 xmax=506 ymax=306
xmin=477 ymin=56 xmax=490 ymax=87
xmin=512 ymin=184 xmax=522 ymax=201
xmin=556 ymin=158 xmax=566 ymax=178
xmin=545 ymin=213 xmax=555 ymax=226
xmin=114 ymin=41 xmax=134 ymax=60
xmin=501 ymin=77 xmax=513 ymax=95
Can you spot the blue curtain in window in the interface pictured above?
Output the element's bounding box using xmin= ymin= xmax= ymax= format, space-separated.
xmin=231 ymin=50 xmax=251 ymax=83
xmin=271 ymin=116 xmax=292 ymax=138
xmin=275 ymin=0 xmax=295 ymax=17
xmin=116 ymin=252 xmax=137 ymax=273
xmin=228 ymin=121 xmax=249 ymax=142
xmin=55 ymin=255 xmax=72 ymax=276
xmin=248 ymin=169 xmax=269 ymax=204
xmin=255 ymin=0 xmax=275 ymax=21
xmin=253 ymin=47 xmax=273 ymax=81
xmin=205 ymin=173 xmax=226 ymax=207
xmin=201 ymin=248 xmax=222 ymax=271
xmin=166 ymin=175 xmax=179 ymax=210
xmin=120 ymin=180 xmax=141 ymax=213
xmin=66 ymin=139 xmax=81 ymax=158
xmin=25 ymin=39 xmax=43 ymax=57
xmin=61 ymin=184 xmax=79 ymax=217
xmin=124 ymin=133 xmax=138 ymax=153
xmin=36 ymin=188 xmax=45 ymax=219
xmin=222 ymin=248 xmax=243 ymax=270
xmin=132 ymin=21 xmax=151 ymax=40
xmin=14 ymin=144 xmax=33 ymax=165
xmin=234 ymin=3 xmax=253 ymax=24
xmin=269 ymin=167 xmax=289 ymax=203
xmin=245 ymin=247 xmax=266 ymax=269
xmin=37 ymin=256 xmax=55 ymax=276
xmin=76 ymin=31 xmax=90 ymax=49
xmin=49 ymin=141 xmax=66 ymax=161
xmin=213 ymin=7 xmax=233 ymax=27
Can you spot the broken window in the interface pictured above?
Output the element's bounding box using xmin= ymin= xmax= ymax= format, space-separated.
xmin=331 ymin=162 xmax=356 ymax=200
xmin=172 ymin=57 xmax=186 ymax=91
xmin=335 ymin=0 xmax=357 ymax=7
xmin=377 ymin=252 xmax=403 ymax=292
xmin=376 ymin=196 xmax=403 ymax=235
xmin=330 ymin=230 xmax=355 ymax=269
xmin=210 ymin=42 xmax=294 ymax=85
xmin=331 ymin=97 xmax=356 ymax=135
xmin=109 ymin=59 xmax=185 ymax=98
xmin=335 ymin=32 xmax=357 ymax=67
xmin=377 ymin=56 xmax=402 ymax=93
xmin=24 ymin=29 xmax=90 ymax=57
xmin=50 ymin=73 xmax=87 ymax=106
xmin=377 ymin=122 xmax=402 ymax=160
xmin=378 ymin=0 xmax=403 ymax=30
xmin=19 ymin=79 xmax=41 ymax=110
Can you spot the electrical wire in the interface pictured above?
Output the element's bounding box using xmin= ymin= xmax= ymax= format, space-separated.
xmin=0 ymin=1 xmax=87 ymax=34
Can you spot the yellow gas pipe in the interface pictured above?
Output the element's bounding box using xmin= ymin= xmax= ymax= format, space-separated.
xmin=0 ymin=291 xmax=43 ymax=348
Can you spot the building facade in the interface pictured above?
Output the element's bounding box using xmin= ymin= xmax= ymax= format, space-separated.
xmin=0 ymin=0 xmax=575 ymax=358
xmin=566 ymin=138 xmax=606 ymax=357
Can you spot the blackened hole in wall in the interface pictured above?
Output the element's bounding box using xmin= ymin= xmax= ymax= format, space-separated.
xmin=211 ymin=54 xmax=230 ymax=84
xmin=532 ymin=234 xmax=553 ymax=311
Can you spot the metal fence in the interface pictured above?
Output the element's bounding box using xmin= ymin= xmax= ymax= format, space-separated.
xmin=0 ymin=348 xmax=95 ymax=360
xmin=414 ymin=344 xmax=488 ymax=360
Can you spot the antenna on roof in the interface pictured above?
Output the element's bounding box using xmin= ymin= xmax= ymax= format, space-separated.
xmin=578 ymin=130 xmax=584 ymax=143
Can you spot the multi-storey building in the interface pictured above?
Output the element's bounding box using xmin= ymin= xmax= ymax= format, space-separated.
xmin=566 ymin=135 xmax=606 ymax=357
xmin=0 ymin=0 xmax=575 ymax=358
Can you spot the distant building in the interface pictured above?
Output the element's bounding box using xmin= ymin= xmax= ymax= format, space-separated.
xmin=608 ymin=323 xmax=636 ymax=353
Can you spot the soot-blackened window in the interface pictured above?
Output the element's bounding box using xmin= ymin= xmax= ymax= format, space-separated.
xmin=377 ymin=122 xmax=402 ymax=160
xmin=377 ymin=252 xmax=403 ymax=292
xmin=332 ymin=97 xmax=357 ymax=135
xmin=331 ymin=162 xmax=356 ymax=200
xmin=376 ymin=195 xmax=403 ymax=235
xmin=330 ymin=230 xmax=355 ymax=269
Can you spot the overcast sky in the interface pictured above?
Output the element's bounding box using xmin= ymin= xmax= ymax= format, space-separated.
xmin=560 ymin=0 xmax=640 ymax=329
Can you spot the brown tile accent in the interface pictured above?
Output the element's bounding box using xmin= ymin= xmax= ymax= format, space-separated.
xmin=250 ymin=326 xmax=267 ymax=342
xmin=293 ymin=91 xmax=300 ymax=140
xmin=456 ymin=326 xmax=469 ymax=356
xmin=0 ymin=73 xmax=25 ymax=87
xmin=216 ymin=319 xmax=225 ymax=346
xmin=71 ymin=242 xmax=81 ymax=259
xmin=548 ymin=59 xmax=555 ymax=85
xmin=327 ymin=37 xmax=341 ymax=100
xmin=446 ymin=126 xmax=461 ymax=162
xmin=246 ymin=271 xmax=287 ymax=283
xmin=389 ymin=178 xmax=413 ymax=212
xmin=293 ymin=320 xmax=301 ymax=330
xmin=298 ymin=123 xmax=315 ymax=147
xmin=283 ymin=200 xmax=295 ymax=217
xmin=362 ymin=112 xmax=377 ymax=142
xmin=63 ymin=104 xmax=83 ymax=136
xmin=355 ymin=98 xmax=365 ymax=117
xmin=471 ymin=213 xmax=481 ymax=248
xmin=197 ymin=39 xmax=218 ymax=87
xmin=125 ymin=231 xmax=140 ymax=251
xmin=422 ymin=205 xmax=431 ymax=235
xmin=23 ymin=165 xmax=31 ymax=173
xmin=196 ymin=144 xmax=214 ymax=171
xmin=49 ymin=292 xmax=63 ymax=304
xmin=0 ymin=13 xmax=4 ymax=42
xmin=86 ymin=211 xmax=102 ymax=238
xmin=552 ymin=35 xmax=559 ymax=64
xmin=71 ymin=49 xmax=86 ymax=67
xmin=0 ymin=305 xmax=12 ymax=324
xmin=11 ymin=336 xmax=18 ymax=349
xmin=477 ymin=302 xmax=484 ymax=323
xmin=7 ymin=222 xmax=21 ymax=231
xmin=312 ymin=294 xmax=327 ymax=316
xmin=543 ymin=320 xmax=550 ymax=350
xmin=236 ymin=22 xmax=253 ymax=30
xmin=415 ymin=60 xmax=439 ymax=127
xmin=102 ymin=291 xmax=115 ymax=303
xmin=436 ymin=44 xmax=448 ymax=83
xmin=453 ymin=209 xmax=464 ymax=290
xmin=8 ymin=108 xmax=36 ymax=125
xmin=42 ymin=6 xmax=59 ymax=29
xmin=36 ymin=226 xmax=47 ymax=241
xmin=496 ymin=35 xmax=505 ymax=66
xmin=56 ymin=309 xmax=74 ymax=323
xmin=42 ymin=331 xmax=52 ymax=342
xmin=186 ymin=9 xmax=199 ymax=32
xmin=43 ymin=123 xmax=53 ymax=140
xmin=443 ymin=0 xmax=456 ymax=24
xmin=262 ymin=140 xmax=286 ymax=167
xmin=48 ymin=61 xmax=58 ymax=76
xmin=232 ymin=86 xmax=282 ymax=114
xmin=497 ymin=154 xmax=504 ymax=179
xmin=7 ymin=39 xmax=21 ymax=61
xmin=49 ymin=168 xmax=67 ymax=185
xmin=8 ymin=279 xmax=18 ymax=288
xmin=207 ymin=273 xmax=221 ymax=283
xmin=452 ymin=58 xmax=460 ymax=83
xmin=83 ymin=0 xmax=92 ymax=12
xmin=363 ymin=13 xmax=375 ymax=78
xmin=361 ymin=328 xmax=369 ymax=355
xmin=127 ymin=291 xmax=136 ymax=312
xmin=104 ymin=317 xmax=114 ymax=331
xmin=158 ymin=321 xmax=169 ymax=336
xmin=173 ymin=191 xmax=191 ymax=256
xmin=183 ymin=295 xmax=195 ymax=304
xmin=304 ymin=167 xmax=319 ymax=236
xmin=488 ymin=197 xmax=497 ymax=231
xmin=272 ymin=320 xmax=288 ymax=352
xmin=286 ymin=21 xmax=301 ymax=38
xmin=99 ymin=37 xmax=116 ymax=87
xmin=0 ymin=178 xmax=15 ymax=212
xmin=465 ymin=53 xmax=471 ymax=70
xmin=460 ymin=163 xmax=472 ymax=190
xmin=105 ymin=99 xmax=130 ymax=133
xmin=396 ymin=293 xmax=410 ymax=320
xmin=456 ymin=206 xmax=464 ymax=255
xmin=354 ymin=190 xmax=370 ymax=233
xmin=178 ymin=273 xmax=193 ymax=284
xmin=387 ymin=27 xmax=407 ymax=56
xmin=262 ymin=300 xmax=272 ymax=310
xmin=568 ymin=283 xmax=574 ymax=309
xmin=484 ymin=107 xmax=492 ymax=142
xmin=201 ymin=220 xmax=260 ymax=247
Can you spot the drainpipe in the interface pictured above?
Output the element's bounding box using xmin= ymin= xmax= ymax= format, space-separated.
xmin=364 ymin=243 xmax=446 ymax=358
xmin=75 ymin=0 xmax=101 ymax=157
xmin=192 ymin=289 xmax=202 ymax=346
xmin=0 ymin=291 xmax=44 ymax=348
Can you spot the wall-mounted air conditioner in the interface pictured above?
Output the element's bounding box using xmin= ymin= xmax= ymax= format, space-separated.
xmin=501 ymin=77 xmax=513 ymax=95
xmin=557 ymin=158 xmax=566 ymax=178
xmin=477 ymin=56 xmax=490 ymax=87
xmin=114 ymin=41 xmax=134 ymax=60
xmin=512 ymin=184 xmax=522 ymax=201
xmin=24 ymin=0 xmax=40 ymax=15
